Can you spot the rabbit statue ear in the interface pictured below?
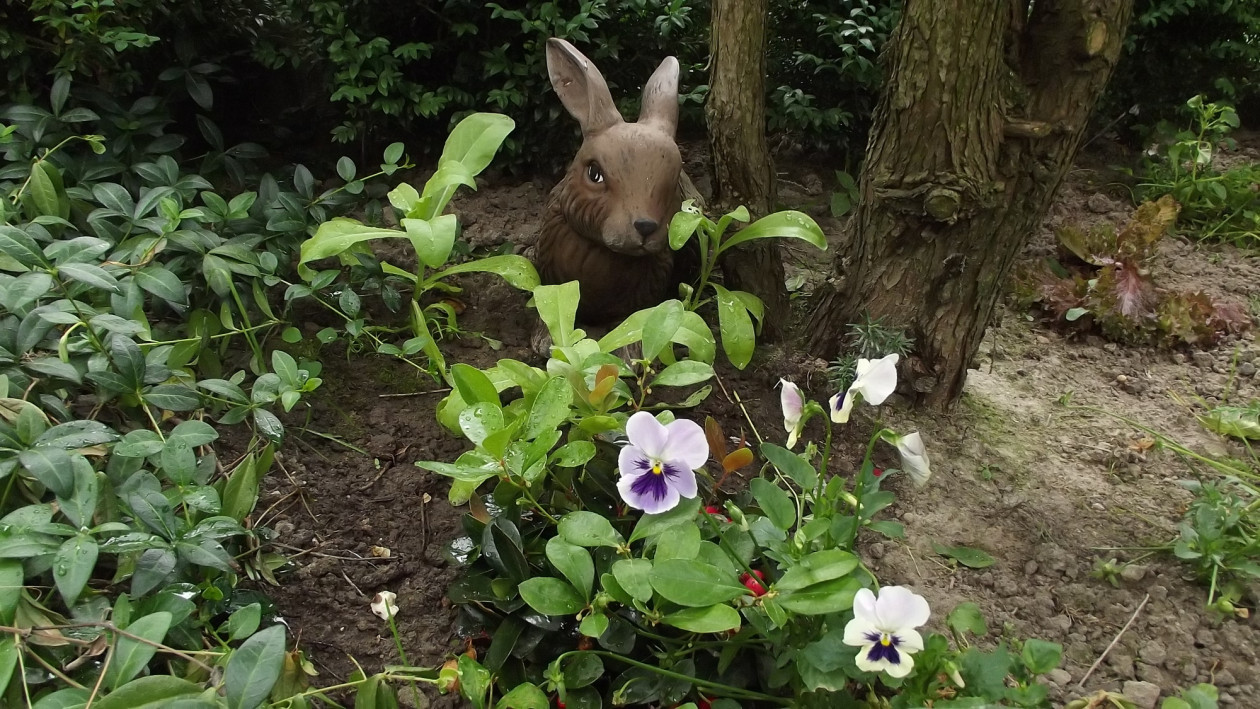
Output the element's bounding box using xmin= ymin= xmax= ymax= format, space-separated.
xmin=638 ymin=56 xmax=679 ymax=136
xmin=546 ymin=38 xmax=623 ymax=135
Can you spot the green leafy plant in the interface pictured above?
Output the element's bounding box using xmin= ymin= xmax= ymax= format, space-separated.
xmin=1135 ymin=95 xmax=1260 ymax=244
xmin=826 ymin=312 xmax=915 ymax=392
xmin=297 ymin=112 xmax=540 ymax=382
xmin=668 ymin=202 xmax=826 ymax=369
xmin=1020 ymin=195 xmax=1251 ymax=346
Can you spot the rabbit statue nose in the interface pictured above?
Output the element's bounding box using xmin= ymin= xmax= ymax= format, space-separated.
xmin=633 ymin=218 xmax=659 ymax=238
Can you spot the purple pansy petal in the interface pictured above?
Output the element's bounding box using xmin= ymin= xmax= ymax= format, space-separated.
xmin=660 ymin=418 xmax=708 ymax=470
xmin=618 ymin=445 xmax=652 ymax=479
xmin=665 ymin=462 xmax=698 ymax=498
xmin=618 ymin=472 xmax=681 ymax=514
xmin=626 ymin=411 xmax=669 ymax=459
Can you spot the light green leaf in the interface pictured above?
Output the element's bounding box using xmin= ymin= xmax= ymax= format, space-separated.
xmin=711 ymin=284 xmax=755 ymax=369
xmin=718 ymin=210 xmax=827 ymax=254
xmin=641 ymin=300 xmax=683 ymax=362
xmin=668 ymin=210 xmax=704 ymax=251
xmin=299 ymin=218 xmax=406 ymax=265
xmin=776 ymin=576 xmax=861 ymax=615
xmin=532 ymin=282 xmax=580 ymax=348
xmin=451 ymin=364 xmax=500 ymax=409
xmin=524 ymin=376 xmax=572 ymax=440
xmin=629 ymin=496 xmax=700 ymax=542
xmin=426 ymin=254 xmax=540 ymax=291
xmin=649 ymin=360 xmax=714 ymax=388
xmin=226 ymin=603 xmax=262 ymax=641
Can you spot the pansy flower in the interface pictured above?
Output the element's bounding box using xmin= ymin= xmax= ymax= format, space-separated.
xmin=617 ymin=411 xmax=706 ymax=514
xmin=830 ymin=353 xmax=899 ymax=424
xmin=843 ymin=585 xmax=930 ymax=678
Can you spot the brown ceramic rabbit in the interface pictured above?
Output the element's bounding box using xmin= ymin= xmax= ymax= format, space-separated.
xmin=534 ymin=38 xmax=687 ymax=325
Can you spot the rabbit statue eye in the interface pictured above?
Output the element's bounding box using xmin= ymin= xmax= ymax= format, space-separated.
xmin=586 ymin=162 xmax=604 ymax=184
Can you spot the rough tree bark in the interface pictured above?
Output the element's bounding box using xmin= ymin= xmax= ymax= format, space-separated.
xmin=707 ymin=0 xmax=789 ymax=340
xmin=808 ymin=0 xmax=1134 ymax=407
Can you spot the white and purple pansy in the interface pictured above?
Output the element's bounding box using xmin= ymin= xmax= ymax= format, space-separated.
xmin=843 ymin=585 xmax=931 ymax=678
xmin=616 ymin=411 xmax=707 ymax=514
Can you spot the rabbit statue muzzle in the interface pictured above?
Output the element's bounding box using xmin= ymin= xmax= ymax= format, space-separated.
xmin=535 ymin=38 xmax=686 ymax=325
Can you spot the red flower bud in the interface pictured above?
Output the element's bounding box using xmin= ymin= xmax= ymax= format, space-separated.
xmin=740 ymin=569 xmax=766 ymax=596
xmin=698 ymin=697 xmax=713 ymax=709
xmin=873 ymin=467 xmax=884 ymax=477
xmin=704 ymin=505 xmax=730 ymax=522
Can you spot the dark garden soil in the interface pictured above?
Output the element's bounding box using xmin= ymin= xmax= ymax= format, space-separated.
xmin=261 ymin=138 xmax=1260 ymax=708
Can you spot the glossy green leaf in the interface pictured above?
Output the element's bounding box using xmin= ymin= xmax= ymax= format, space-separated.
xmin=641 ymin=300 xmax=683 ymax=362
xmin=524 ymin=375 xmax=572 ymax=440
xmin=629 ymin=496 xmax=700 ymax=542
xmin=93 ymin=676 xmax=207 ymax=709
xmin=718 ymin=210 xmax=827 ymax=254
xmin=546 ymin=537 xmax=594 ymax=599
xmin=300 ymin=219 xmax=406 ymax=265
xmin=226 ymin=603 xmax=262 ymax=641
xmin=650 ymin=360 xmax=714 ymax=388
xmin=225 ymin=624 xmax=287 ymax=709
xmin=749 ymin=478 xmax=796 ymax=530
xmin=496 ymin=682 xmax=549 ymax=709
xmin=711 ymin=284 xmax=755 ymax=369
xmin=668 ymin=210 xmax=704 ymax=250
xmin=777 ymin=576 xmax=861 ymax=615
xmin=775 ymin=550 xmax=858 ymax=591
xmin=53 ymin=534 xmax=97 ymax=606
xmin=760 ymin=443 xmax=817 ymax=489
xmin=532 ymin=281 xmax=580 ymax=348
xmin=451 ymin=364 xmax=500 ymax=409
xmin=558 ymin=511 xmax=624 ymax=548
xmin=105 ymin=611 xmax=173 ymax=689
xmin=517 ymin=577 xmax=585 ymax=616
xmin=662 ymin=604 xmax=741 ymax=633
xmin=427 ymin=254 xmax=540 ymax=291
xmin=649 ymin=559 xmax=747 ymax=607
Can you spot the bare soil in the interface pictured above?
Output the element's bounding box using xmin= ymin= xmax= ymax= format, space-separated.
xmin=262 ymin=139 xmax=1260 ymax=707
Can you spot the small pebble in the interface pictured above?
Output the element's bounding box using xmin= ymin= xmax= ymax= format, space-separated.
xmin=1122 ymin=680 xmax=1161 ymax=709
xmin=1192 ymin=352 xmax=1214 ymax=368
xmin=1120 ymin=564 xmax=1148 ymax=583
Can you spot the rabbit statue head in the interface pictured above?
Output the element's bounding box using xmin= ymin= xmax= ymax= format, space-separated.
xmin=535 ymin=38 xmax=685 ymax=324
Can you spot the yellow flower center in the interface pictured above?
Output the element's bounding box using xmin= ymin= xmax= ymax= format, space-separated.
xmin=651 ymin=462 xmax=664 ymax=475
xmin=879 ymin=635 xmax=892 ymax=646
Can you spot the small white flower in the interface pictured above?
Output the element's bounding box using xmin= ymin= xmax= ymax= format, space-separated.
xmin=778 ymin=378 xmax=804 ymax=449
xmin=843 ymin=585 xmax=930 ymax=678
xmin=371 ymin=591 xmax=399 ymax=620
xmin=830 ymin=354 xmax=899 ymax=424
xmin=893 ymin=432 xmax=931 ymax=486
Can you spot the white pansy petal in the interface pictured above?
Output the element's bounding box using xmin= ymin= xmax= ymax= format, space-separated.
xmin=875 ymin=586 xmax=931 ymax=630
xmin=896 ymin=628 xmax=924 ymax=654
xmin=618 ymin=445 xmax=651 ymax=479
xmin=884 ymin=651 xmax=915 ymax=678
xmin=779 ymin=379 xmax=803 ymax=430
xmin=668 ymin=464 xmax=698 ymax=498
xmin=900 ymin=431 xmax=926 ymax=457
xmin=843 ymin=617 xmax=878 ymax=647
xmin=626 ymin=411 xmax=669 ymax=458
xmin=854 ymin=645 xmax=883 ymax=674
xmin=857 ymin=354 xmax=899 ymax=405
xmin=786 ymin=427 xmax=800 ymax=450
xmin=830 ymin=390 xmax=856 ymax=424
xmin=851 ymin=588 xmax=878 ymax=624
xmin=853 ymin=357 xmax=874 ymax=379
xmin=661 ymin=418 xmax=709 ymax=469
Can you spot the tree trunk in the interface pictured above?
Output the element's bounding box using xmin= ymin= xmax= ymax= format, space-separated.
xmin=808 ymin=0 xmax=1133 ymax=407
xmin=707 ymin=0 xmax=789 ymax=341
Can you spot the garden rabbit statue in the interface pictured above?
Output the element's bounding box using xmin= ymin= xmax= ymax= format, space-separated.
xmin=534 ymin=38 xmax=690 ymax=326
